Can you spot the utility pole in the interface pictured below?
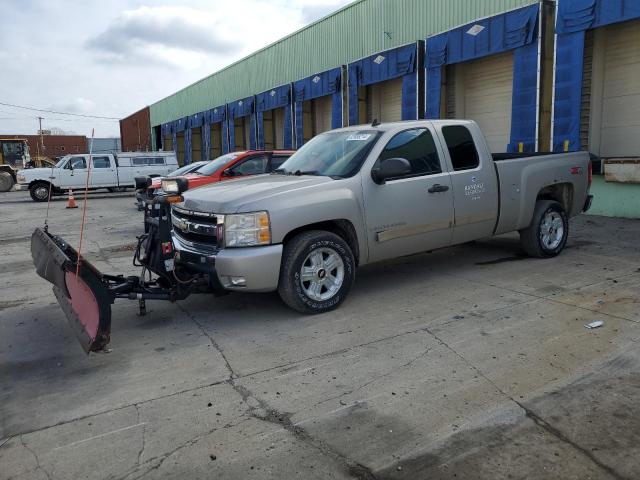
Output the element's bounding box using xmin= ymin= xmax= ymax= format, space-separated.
xmin=36 ymin=116 xmax=45 ymax=160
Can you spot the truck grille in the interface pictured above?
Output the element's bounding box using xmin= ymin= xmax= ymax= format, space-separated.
xmin=171 ymin=206 xmax=221 ymax=247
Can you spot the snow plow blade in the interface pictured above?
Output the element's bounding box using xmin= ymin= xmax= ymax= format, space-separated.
xmin=31 ymin=227 xmax=112 ymax=353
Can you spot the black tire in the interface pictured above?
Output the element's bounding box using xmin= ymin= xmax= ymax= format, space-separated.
xmin=0 ymin=171 xmax=14 ymax=192
xmin=278 ymin=230 xmax=355 ymax=314
xmin=29 ymin=182 xmax=51 ymax=202
xmin=520 ymin=200 xmax=568 ymax=258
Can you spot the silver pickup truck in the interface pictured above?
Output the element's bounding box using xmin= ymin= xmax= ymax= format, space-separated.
xmin=167 ymin=120 xmax=592 ymax=314
xmin=30 ymin=119 xmax=593 ymax=352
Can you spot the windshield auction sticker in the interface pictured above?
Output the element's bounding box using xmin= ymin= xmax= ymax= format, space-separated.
xmin=345 ymin=133 xmax=372 ymax=141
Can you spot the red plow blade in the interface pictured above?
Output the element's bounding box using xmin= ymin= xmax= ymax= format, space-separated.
xmin=31 ymin=228 xmax=112 ymax=353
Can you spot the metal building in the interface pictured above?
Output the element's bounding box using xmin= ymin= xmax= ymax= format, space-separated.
xmin=147 ymin=0 xmax=539 ymax=152
xmin=126 ymin=0 xmax=640 ymax=217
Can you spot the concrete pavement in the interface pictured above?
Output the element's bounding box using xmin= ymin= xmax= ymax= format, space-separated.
xmin=1 ymin=190 xmax=638 ymax=479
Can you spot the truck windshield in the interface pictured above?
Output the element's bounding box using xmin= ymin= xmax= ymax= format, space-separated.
xmin=196 ymin=153 xmax=238 ymax=176
xmin=277 ymin=130 xmax=381 ymax=178
xmin=169 ymin=162 xmax=205 ymax=177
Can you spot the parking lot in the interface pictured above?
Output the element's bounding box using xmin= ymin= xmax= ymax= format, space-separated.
xmin=1 ymin=190 xmax=639 ymax=480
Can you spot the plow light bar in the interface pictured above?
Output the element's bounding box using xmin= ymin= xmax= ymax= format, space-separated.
xmin=161 ymin=178 xmax=189 ymax=194
xmin=134 ymin=176 xmax=152 ymax=190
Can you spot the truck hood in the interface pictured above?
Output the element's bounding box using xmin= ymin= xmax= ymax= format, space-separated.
xmin=18 ymin=167 xmax=55 ymax=176
xmin=17 ymin=167 xmax=56 ymax=181
xmin=181 ymin=174 xmax=334 ymax=213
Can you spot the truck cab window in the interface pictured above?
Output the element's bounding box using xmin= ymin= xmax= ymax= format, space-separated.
xmin=231 ymin=156 xmax=268 ymax=175
xmin=67 ymin=157 xmax=86 ymax=169
xmin=379 ymin=128 xmax=441 ymax=177
xmin=442 ymin=126 xmax=480 ymax=171
xmin=92 ymin=157 xmax=111 ymax=169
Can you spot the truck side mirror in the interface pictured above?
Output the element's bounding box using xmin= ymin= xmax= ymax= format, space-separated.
xmin=371 ymin=158 xmax=412 ymax=184
xmin=222 ymin=168 xmax=234 ymax=177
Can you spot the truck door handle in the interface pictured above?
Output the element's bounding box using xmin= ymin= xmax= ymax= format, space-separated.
xmin=428 ymin=184 xmax=449 ymax=193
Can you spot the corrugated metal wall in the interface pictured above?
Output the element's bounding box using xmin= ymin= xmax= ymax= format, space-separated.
xmin=149 ymin=0 xmax=538 ymax=128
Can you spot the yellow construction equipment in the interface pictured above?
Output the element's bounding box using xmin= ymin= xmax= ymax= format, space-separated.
xmin=0 ymin=138 xmax=54 ymax=192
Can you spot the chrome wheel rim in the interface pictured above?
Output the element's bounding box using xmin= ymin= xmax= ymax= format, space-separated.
xmin=300 ymin=247 xmax=344 ymax=302
xmin=540 ymin=210 xmax=564 ymax=250
xmin=34 ymin=186 xmax=49 ymax=200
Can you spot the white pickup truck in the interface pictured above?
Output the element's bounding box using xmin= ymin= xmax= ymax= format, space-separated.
xmin=17 ymin=151 xmax=178 ymax=202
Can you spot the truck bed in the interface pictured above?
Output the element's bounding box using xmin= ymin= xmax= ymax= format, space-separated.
xmin=492 ymin=151 xmax=591 ymax=235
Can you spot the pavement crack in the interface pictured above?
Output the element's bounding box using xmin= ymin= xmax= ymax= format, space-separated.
xmin=521 ymin=406 xmax=631 ymax=480
xmin=312 ymin=345 xmax=435 ymax=409
xmin=113 ymin=417 xmax=251 ymax=480
xmin=177 ymin=303 xmax=237 ymax=380
xmin=134 ymin=404 xmax=145 ymax=466
xmin=20 ymin=435 xmax=52 ymax=480
xmin=423 ymin=326 xmax=630 ymax=480
xmin=231 ymin=381 xmax=377 ymax=480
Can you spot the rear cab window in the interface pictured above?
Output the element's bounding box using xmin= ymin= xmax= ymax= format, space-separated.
xmin=269 ymin=155 xmax=290 ymax=172
xmin=132 ymin=157 xmax=166 ymax=166
xmin=442 ymin=125 xmax=480 ymax=171
xmin=92 ymin=156 xmax=111 ymax=168
xmin=377 ymin=128 xmax=442 ymax=180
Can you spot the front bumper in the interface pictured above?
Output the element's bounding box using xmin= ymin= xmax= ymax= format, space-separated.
xmin=172 ymin=232 xmax=283 ymax=292
xmin=15 ymin=183 xmax=28 ymax=191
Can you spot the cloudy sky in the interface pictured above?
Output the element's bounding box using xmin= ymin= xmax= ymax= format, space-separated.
xmin=0 ymin=0 xmax=353 ymax=138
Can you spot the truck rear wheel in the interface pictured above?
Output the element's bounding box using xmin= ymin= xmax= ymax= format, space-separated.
xmin=520 ymin=200 xmax=568 ymax=258
xmin=278 ymin=230 xmax=355 ymax=314
xmin=30 ymin=182 xmax=51 ymax=202
xmin=0 ymin=171 xmax=14 ymax=192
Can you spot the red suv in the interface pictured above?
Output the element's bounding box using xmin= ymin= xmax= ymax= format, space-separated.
xmin=139 ymin=150 xmax=294 ymax=206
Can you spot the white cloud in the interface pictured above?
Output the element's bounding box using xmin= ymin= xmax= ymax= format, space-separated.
xmin=0 ymin=0 xmax=355 ymax=137
xmin=86 ymin=6 xmax=241 ymax=67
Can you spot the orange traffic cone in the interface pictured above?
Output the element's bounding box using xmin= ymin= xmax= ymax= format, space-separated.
xmin=66 ymin=188 xmax=78 ymax=209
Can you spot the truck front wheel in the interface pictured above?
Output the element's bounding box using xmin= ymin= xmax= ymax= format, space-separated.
xmin=520 ymin=200 xmax=568 ymax=258
xmin=0 ymin=171 xmax=15 ymax=192
xmin=278 ymin=230 xmax=355 ymax=314
xmin=30 ymin=182 xmax=51 ymax=202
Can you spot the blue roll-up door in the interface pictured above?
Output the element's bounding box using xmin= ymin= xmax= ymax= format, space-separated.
xmin=293 ymin=67 xmax=343 ymax=148
xmin=161 ymin=123 xmax=172 ymax=152
xmin=553 ymin=0 xmax=640 ymax=152
xmin=426 ymin=4 xmax=540 ymax=152
xmin=256 ymin=84 xmax=293 ymax=150
xmin=187 ymin=112 xmax=204 ymax=163
xmin=227 ymin=97 xmax=256 ymax=151
xmin=204 ymin=105 xmax=228 ymax=157
xmin=348 ymin=43 xmax=418 ymax=126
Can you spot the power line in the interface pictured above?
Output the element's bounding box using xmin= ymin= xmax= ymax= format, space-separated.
xmin=0 ymin=101 xmax=120 ymax=120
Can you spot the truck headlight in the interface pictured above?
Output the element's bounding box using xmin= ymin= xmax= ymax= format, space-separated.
xmin=17 ymin=174 xmax=26 ymax=182
xmin=224 ymin=211 xmax=271 ymax=247
xmin=161 ymin=178 xmax=188 ymax=194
